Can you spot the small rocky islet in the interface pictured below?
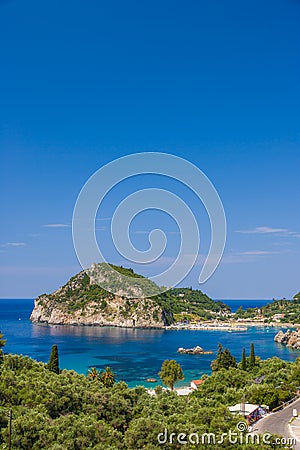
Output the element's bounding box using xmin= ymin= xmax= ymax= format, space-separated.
xmin=274 ymin=329 xmax=300 ymax=349
xmin=177 ymin=345 xmax=213 ymax=355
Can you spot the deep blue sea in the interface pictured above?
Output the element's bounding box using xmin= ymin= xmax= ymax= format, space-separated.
xmin=221 ymin=299 xmax=274 ymax=312
xmin=0 ymin=299 xmax=297 ymax=388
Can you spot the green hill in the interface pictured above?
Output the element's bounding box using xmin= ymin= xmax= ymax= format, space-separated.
xmin=30 ymin=263 xmax=230 ymax=327
xmin=235 ymin=293 xmax=300 ymax=324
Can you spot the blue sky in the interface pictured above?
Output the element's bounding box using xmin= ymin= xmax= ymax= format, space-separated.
xmin=0 ymin=0 xmax=299 ymax=299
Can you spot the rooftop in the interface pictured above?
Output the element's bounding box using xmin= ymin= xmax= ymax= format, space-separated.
xmin=191 ymin=379 xmax=203 ymax=386
xmin=228 ymin=403 xmax=259 ymax=416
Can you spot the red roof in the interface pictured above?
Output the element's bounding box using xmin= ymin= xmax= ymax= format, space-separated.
xmin=191 ymin=379 xmax=203 ymax=385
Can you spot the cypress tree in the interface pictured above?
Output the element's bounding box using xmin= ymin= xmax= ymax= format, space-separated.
xmin=211 ymin=343 xmax=237 ymax=371
xmin=222 ymin=348 xmax=237 ymax=369
xmin=211 ymin=343 xmax=223 ymax=371
xmin=47 ymin=345 xmax=60 ymax=374
xmin=249 ymin=343 xmax=255 ymax=368
xmin=241 ymin=348 xmax=247 ymax=371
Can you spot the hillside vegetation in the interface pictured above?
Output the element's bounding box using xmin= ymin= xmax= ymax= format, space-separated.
xmin=0 ymin=346 xmax=297 ymax=449
xmin=153 ymin=287 xmax=230 ymax=322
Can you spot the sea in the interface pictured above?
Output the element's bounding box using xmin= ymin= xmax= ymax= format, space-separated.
xmin=0 ymin=298 xmax=297 ymax=388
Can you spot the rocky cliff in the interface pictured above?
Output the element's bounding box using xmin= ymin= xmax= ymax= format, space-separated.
xmin=30 ymin=263 xmax=228 ymax=328
xmin=30 ymin=266 xmax=169 ymax=328
xmin=274 ymin=329 xmax=300 ymax=349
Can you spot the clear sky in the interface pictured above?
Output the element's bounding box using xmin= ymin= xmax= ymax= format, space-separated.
xmin=1 ymin=0 xmax=299 ymax=299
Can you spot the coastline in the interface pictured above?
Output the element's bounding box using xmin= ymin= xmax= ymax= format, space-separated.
xmin=30 ymin=318 xmax=299 ymax=332
xmin=166 ymin=320 xmax=298 ymax=332
xmin=2 ymin=299 xmax=300 ymax=388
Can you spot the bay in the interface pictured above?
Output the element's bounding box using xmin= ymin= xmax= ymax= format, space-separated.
xmin=222 ymin=299 xmax=274 ymax=312
xmin=0 ymin=298 xmax=296 ymax=388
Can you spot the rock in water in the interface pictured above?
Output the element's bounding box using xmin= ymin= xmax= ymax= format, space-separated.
xmin=274 ymin=329 xmax=300 ymax=349
xmin=177 ymin=346 xmax=212 ymax=354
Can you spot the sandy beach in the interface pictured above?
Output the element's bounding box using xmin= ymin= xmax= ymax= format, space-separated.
xmin=166 ymin=320 xmax=299 ymax=332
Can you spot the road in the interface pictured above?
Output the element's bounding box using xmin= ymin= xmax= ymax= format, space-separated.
xmin=253 ymin=397 xmax=300 ymax=449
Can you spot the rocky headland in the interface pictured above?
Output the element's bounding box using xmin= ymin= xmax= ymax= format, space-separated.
xmin=30 ymin=263 xmax=229 ymax=329
xmin=274 ymin=329 xmax=300 ymax=349
xmin=30 ymin=266 xmax=169 ymax=328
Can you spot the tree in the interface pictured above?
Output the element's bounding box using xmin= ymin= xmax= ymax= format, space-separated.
xmin=211 ymin=343 xmax=237 ymax=371
xmin=88 ymin=367 xmax=100 ymax=380
xmin=241 ymin=348 xmax=247 ymax=371
xmin=99 ymin=367 xmax=116 ymax=388
xmin=154 ymin=385 xmax=163 ymax=395
xmin=158 ymin=359 xmax=184 ymax=390
xmin=46 ymin=345 xmax=60 ymax=374
xmin=211 ymin=343 xmax=223 ymax=371
xmin=249 ymin=343 xmax=256 ymax=368
xmin=222 ymin=349 xmax=237 ymax=370
xmin=235 ymin=306 xmax=244 ymax=317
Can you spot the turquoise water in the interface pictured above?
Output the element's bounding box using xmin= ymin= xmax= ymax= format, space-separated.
xmin=0 ymin=299 xmax=297 ymax=388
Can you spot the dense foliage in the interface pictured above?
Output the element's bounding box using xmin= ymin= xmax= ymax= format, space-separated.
xmin=1 ymin=344 xmax=299 ymax=449
xmin=153 ymin=287 xmax=230 ymax=323
xmin=211 ymin=343 xmax=237 ymax=371
xmin=87 ymin=263 xmax=161 ymax=298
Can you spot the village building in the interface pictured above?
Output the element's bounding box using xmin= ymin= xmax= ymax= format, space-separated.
xmin=190 ymin=379 xmax=203 ymax=390
xmin=228 ymin=403 xmax=268 ymax=424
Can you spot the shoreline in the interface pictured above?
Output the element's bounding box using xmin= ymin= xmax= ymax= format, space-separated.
xmin=31 ymin=319 xmax=299 ymax=332
xmin=166 ymin=320 xmax=299 ymax=332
